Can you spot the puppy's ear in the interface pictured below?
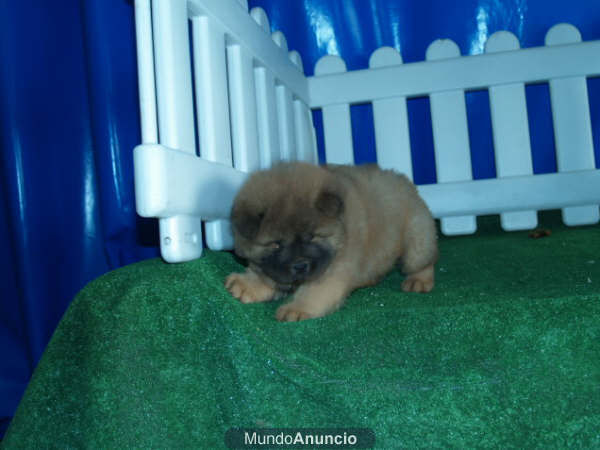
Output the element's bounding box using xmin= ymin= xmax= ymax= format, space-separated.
xmin=315 ymin=189 xmax=344 ymax=218
xmin=231 ymin=206 xmax=264 ymax=240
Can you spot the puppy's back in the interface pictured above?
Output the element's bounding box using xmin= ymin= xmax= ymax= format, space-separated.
xmin=325 ymin=164 xmax=435 ymax=281
xmin=325 ymin=164 xmax=424 ymax=217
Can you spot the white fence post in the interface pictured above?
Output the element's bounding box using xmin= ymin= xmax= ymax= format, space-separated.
xmin=486 ymin=31 xmax=538 ymax=231
xmin=369 ymin=47 xmax=413 ymax=180
xmin=152 ymin=0 xmax=203 ymax=262
xmin=426 ymin=39 xmax=477 ymax=235
xmin=272 ymin=31 xmax=297 ymax=162
xmin=546 ymin=23 xmax=599 ymax=226
xmin=314 ymin=55 xmax=354 ymax=164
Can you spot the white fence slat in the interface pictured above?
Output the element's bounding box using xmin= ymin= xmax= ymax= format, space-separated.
xmin=272 ymin=32 xmax=297 ymax=161
xmin=486 ymin=31 xmax=538 ymax=231
xmin=134 ymin=0 xmax=158 ymax=144
xmin=275 ymin=85 xmax=297 ymax=162
xmin=308 ymin=107 xmax=319 ymax=163
xmin=251 ymin=7 xmax=281 ymax=168
xmin=546 ymin=24 xmax=599 ymax=226
xmin=271 ymin=31 xmax=288 ymax=52
xmin=191 ymin=15 xmax=235 ymax=250
xmin=314 ymin=55 xmax=354 ymax=164
xmin=289 ymin=49 xmax=303 ymax=71
xmin=289 ymin=51 xmax=317 ymax=163
xmin=255 ymin=67 xmax=281 ymax=167
xmin=152 ymin=0 xmax=195 ymax=154
xmin=152 ymin=0 xmax=203 ymax=262
xmin=369 ymin=47 xmax=413 ymax=180
xmin=191 ymin=17 xmax=232 ymax=164
xmin=250 ymin=6 xmax=269 ymax=33
xmin=226 ymin=44 xmax=261 ymax=172
xmin=294 ymin=99 xmax=317 ymax=163
xmin=426 ymin=39 xmax=477 ymax=235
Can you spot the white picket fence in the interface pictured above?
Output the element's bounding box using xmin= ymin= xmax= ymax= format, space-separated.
xmin=133 ymin=0 xmax=600 ymax=262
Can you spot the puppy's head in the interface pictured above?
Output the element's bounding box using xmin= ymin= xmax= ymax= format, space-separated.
xmin=231 ymin=163 xmax=345 ymax=287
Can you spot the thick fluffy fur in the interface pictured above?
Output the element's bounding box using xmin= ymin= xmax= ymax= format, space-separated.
xmin=225 ymin=162 xmax=438 ymax=322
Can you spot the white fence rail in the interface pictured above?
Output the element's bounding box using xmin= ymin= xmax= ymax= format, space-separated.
xmin=134 ymin=0 xmax=600 ymax=262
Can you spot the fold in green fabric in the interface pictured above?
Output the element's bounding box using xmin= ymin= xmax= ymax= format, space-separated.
xmin=3 ymin=213 xmax=599 ymax=448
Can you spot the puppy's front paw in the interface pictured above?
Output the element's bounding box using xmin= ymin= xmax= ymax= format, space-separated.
xmin=401 ymin=277 xmax=433 ymax=293
xmin=225 ymin=272 xmax=276 ymax=304
xmin=275 ymin=304 xmax=315 ymax=322
xmin=402 ymin=264 xmax=435 ymax=293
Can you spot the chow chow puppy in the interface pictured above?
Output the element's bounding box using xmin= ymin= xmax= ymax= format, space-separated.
xmin=225 ymin=162 xmax=438 ymax=322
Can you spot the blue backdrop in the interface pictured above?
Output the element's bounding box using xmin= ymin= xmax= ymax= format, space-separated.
xmin=0 ymin=0 xmax=598 ymax=437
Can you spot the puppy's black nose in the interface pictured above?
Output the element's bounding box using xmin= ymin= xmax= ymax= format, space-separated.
xmin=290 ymin=259 xmax=310 ymax=276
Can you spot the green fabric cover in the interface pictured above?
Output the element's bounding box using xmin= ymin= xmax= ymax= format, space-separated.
xmin=2 ymin=213 xmax=599 ymax=448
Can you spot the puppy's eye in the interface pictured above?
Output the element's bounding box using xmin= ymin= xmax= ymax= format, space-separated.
xmin=300 ymin=232 xmax=328 ymax=242
xmin=298 ymin=232 xmax=314 ymax=242
xmin=310 ymin=231 xmax=333 ymax=240
xmin=267 ymin=241 xmax=282 ymax=250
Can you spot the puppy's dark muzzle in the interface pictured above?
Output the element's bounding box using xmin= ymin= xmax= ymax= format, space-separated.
xmin=290 ymin=259 xmax=311 ymax=277
xmin=258 ymin=242 xmax=333 ymax=286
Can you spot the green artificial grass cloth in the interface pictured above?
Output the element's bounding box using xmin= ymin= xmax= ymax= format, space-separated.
xmin=2 ymin=213 xmax=599 ymax=449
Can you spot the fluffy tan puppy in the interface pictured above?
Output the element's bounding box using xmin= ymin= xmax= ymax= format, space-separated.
xmin=225 ymin=162 xmax=438 ymax=322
